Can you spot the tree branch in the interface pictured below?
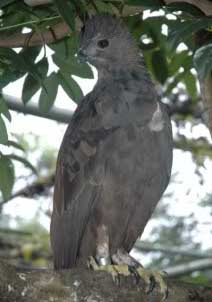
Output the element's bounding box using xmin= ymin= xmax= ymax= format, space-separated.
xmin=1 ymin=260 xmax=212 ymax=302
xmin=165 ymin=258 xmax=212 ymax=277
xmin=164 ymin=0 xmax=212 ymax=16
xmin=135 ymin=241 xmax=212 ymax=259
xmin=0 ymin=22 xmax=70 ymax=48
xmin=3 ymin=94 xmax=73 ymax=123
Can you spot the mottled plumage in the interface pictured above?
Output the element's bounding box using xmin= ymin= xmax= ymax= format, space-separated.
xmin=50 ymin=15 xmax=173 ymax=269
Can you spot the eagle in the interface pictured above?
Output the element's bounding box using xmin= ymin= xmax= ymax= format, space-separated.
xmin=50 ymin=14 xmax=172 ymax=281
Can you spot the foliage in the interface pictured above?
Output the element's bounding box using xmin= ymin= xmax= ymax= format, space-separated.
xmin=0 ymin=1 xmax=212 ymax=281
xmin=0 ymin=0 xmax=212 ymax=197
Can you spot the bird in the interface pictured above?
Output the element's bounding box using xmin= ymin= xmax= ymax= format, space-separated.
xmin=50 ymin=14 xmax=172 ymax=295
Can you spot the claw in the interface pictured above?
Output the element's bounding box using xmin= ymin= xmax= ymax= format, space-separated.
xmin=128 ymin=266 xmax=142 ymax=285
xmin=136 ymin=267 xmax=168 ymax=300
xmin=88 ymin=256 xmax=129 ymax=285
xmin=88 ymin=257 xmax=168 ymax=300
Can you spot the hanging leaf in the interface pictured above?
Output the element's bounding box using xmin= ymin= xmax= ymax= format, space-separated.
xmin=0 ymin=96 xmax=11 ymax=121
xmin=39 ymin=72 xmax=59 ymax=113
xmin=194 ymin=44 xmax=212 ymax=80
xmin=22 ymin=75 xmax=41 ymax=105
xmin=183 ymin=71 xmax=197 ymax=101
xmin=22 ymin=58 xmax=48 ymax=104
xmin=50 ymin=36 xmax=78 ymax=59
xmin=53 ymin=54 xmax=93 ymax=79
xmin=20 ymin=46 xmax=42 ymax=63
xmin=54 ymin=0 xmax=76 ymax=31
xmin=57 ymin=71 xmax=83 ymax=103
xmin=151 ymin=50 xmax=169 ymax=84
xmin=0 ymin=155 xmax=14 ymax=200
xmin=0 ymin=115 xmax=8 ymax=145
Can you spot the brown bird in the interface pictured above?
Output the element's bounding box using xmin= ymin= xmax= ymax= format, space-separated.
xmin=50 ymin=14 xmax=172 ymax=291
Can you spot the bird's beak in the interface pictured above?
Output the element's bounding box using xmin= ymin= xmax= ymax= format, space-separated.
xmin=77 ymin=48 xmax=88 ymax=63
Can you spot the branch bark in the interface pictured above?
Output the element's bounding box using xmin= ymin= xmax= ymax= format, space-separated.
xmin=0 ymin=22 xmax=70 ymax=48
xmin=3 ymin=94 xmax=73 ymax=123
xmin=1 ymin=260 xmax=212 ymax=302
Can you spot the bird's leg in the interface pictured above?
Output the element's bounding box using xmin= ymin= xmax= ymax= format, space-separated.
xmin=87 ymin=225 xmax=129 ymax=283
xmin=112 ymin=248 xmax=168 ymax=301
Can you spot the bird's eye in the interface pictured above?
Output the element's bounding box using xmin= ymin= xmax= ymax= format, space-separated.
xmin=97 ymin=39 xmax=109 ymax=48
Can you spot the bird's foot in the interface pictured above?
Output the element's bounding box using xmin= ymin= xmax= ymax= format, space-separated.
xmin=131 ymin=266 xmax=168 ymax=301
xmin=88 ymin=256 xmax=130 ymax=284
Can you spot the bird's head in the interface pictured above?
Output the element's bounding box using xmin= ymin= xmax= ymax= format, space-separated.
xmin=78 ymin=15 xmax=139 ymax=75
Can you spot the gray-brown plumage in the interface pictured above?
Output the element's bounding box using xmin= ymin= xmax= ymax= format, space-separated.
xmin=50 ymin=15 xmax=173 ymax=269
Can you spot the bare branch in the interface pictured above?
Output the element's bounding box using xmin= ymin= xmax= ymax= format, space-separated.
xmin=135 ymin=241 xmax=212 ymax=259
xmin=0 ymin=22 xmax=70 ymax=48
xmin=165 ymin=258 xmax=212 ymax=277
xmin=0 ymin=173 xmax=55 ymax=206
xmin=3 ymin=94 xmax=73 ymax=124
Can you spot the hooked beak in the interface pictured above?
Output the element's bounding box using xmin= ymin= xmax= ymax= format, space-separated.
xmin=77 ymin=48 xmax=88 ymax=63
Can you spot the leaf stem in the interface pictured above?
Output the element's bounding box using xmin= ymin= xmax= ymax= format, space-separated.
xmin=0 ymin=15 xmax=61 ymax=32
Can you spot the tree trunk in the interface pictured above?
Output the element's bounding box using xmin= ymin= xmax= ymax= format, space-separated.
xmin=1 ymin=260 xmax=212 ymax=302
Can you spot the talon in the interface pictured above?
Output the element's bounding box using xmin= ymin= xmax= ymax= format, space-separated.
xmin=136 ymin=267 xmax=168 ymax=300
xmin=88 ymin=257 xmax=130 ymax=286
xmin=147 ymin=275 xmax=155 ymax=294
xmin=128 ymin=266 xmax=141 ymax=285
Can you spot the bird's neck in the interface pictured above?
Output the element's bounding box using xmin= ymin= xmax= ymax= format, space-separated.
xmin=97 ymin=58 xmax=153 ymax=90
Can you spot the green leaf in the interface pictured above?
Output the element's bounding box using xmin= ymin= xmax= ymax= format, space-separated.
xmin=0 ymin=156 xmax=14 ymax=200
xmin=183 ymin=71 xmax=197 ymax=101
xmin=54 ymin=0 xmax=76 ymax=31
xmin=53 ymin=54 xmax=93 ymax=79
xmin=0 ymin=48 xmax=25 ymax=70
xmin=50 ymin=36 xmax=78 ymax=58
xmin=22 ymin=75 xmax=41 ymax=105
xmin=193 ymin=44 xmax=212 ymax=80
xmin=9 ymin=154 xmax=37 ymax=175
xmin=0 ymin=115 xmax=8 ymax=145
xmin=57 ymin=71 xmax=83 ymax=103
xmin=0 ymin=48 xmax=42 ymax=87
xmin=39 ymin=72 xmax=59 ymax=113
xmin=168 ymin=17 xmax=212 ymax=50
xmin=22 ymin=58 xmax=48 ymax=104
xmin=151 ymin=50 xmax=169 ymax=84
xmin=20 ymin=47 xmax=42 ymax=63
xmin=0 ymin=97 xmax=11 ymax=121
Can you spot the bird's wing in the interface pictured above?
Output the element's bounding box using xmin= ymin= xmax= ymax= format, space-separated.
xmin=50 ymin=93 xmax=119 ymax=269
